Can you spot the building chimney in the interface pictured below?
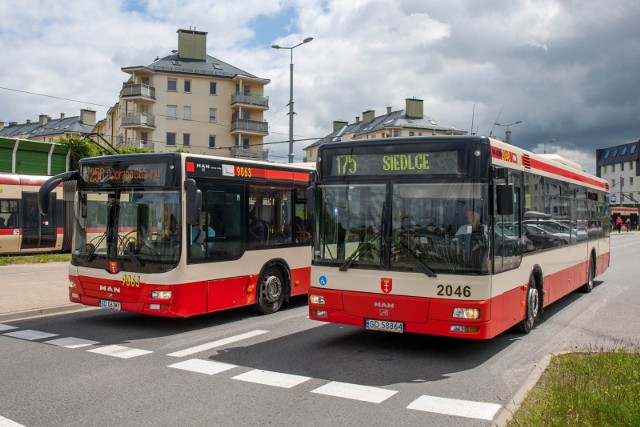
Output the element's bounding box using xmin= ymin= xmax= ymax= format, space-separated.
xmin=387 ymin=106 xmax=392 ymax=115
xmin=362 ymin=110 xmax=375 ymax=124
xmin=0 ymin=121 xmax=4 ymax=131
xmin=333 ymin=120 xmax=348 ymax=133
xmin=26 ymin=119 xmax=31 ymax=124
xmin=177 ymin=28 xmax=208 ymax=61
xmin=355 ymin=116 xmax=360 ymax=123
xmin=60 ymin=113 xmax=65 ymax=120
xmin=405 ymin=98 xmax=424 ymax=119
xmin=80 ymin=109 xmax=96 ymax=126
xmin=39 ymin=114 xmax=49 ymax=125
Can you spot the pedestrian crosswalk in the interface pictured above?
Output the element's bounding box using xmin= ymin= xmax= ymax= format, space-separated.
xmin=0 ymin=322 xmax=502 ymax=421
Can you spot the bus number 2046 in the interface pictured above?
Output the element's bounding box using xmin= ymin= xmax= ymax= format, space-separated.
xmin=437 ymin=285 xmax=471 ymax=298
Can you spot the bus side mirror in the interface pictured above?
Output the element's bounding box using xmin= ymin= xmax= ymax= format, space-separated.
xmin=38 ymin=171 xmax=78 ymax=215
xmin=497 ymin=184 xmax=514 ymax=216
xmin=185 ymin=179 xmax=202 ymax=225
xmin=307 ymin=186 xmax=315 ymax=213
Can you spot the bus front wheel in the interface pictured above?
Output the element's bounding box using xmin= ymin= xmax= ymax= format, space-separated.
xmin=518 ymin=278 xmax=540 ymax=334
xmin=254 ymin=266 xmax=285 ymax=315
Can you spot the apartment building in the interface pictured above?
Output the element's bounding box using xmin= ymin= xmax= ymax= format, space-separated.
xmin=304 ymin=98 xmax=465 ymax=162
xmin=596 ymin=140 xmax=640 ymax=205
xmin=101 ymin=29 xmax=270 ymax=159
xmin=0 ymin=109 xmax=96 ymax=142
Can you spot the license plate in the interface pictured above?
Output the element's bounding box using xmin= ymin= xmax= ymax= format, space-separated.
xmin=98 ymin=299 xmax=121 ymax=311
xmin=365 ymin=319 xmax=404 ymax=333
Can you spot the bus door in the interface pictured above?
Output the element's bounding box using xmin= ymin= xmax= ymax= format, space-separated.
xmin=20 ymin=193 xmax=56 ymax=250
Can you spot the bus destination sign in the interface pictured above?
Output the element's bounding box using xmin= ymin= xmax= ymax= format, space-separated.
xmin=328 ymin=151 xmax=458 ymax=176
xmin=82 ymin=164 xmax=167 ymax=187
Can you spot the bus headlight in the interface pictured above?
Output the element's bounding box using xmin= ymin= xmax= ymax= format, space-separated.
xmin=452 ymin=308 xmax=480 ymax=319
xmin=151 ymin=291 xmax=172 ymax=300
xmin=309 ymin=294 xmax=325 ymax=305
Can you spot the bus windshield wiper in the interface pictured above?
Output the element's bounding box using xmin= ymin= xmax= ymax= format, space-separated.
xmin=85 ymin=232 xmax=107 ymax=262
xmin=339 ymin=233 xmax=381 ymax=272
xmin=397 ymin=241 xmax=437 ymax=277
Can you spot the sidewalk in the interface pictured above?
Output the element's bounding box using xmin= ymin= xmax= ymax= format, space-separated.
xmin=0 ymin=261 xmax=83 ymax=322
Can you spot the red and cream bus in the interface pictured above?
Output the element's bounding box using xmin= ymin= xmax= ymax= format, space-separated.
xmin=39 ymin=153 xmax=314 ymax=317
xmin=1 ymin=173 xmax=73 ymax=255
xmin=308 ymin=136 xmax=610 ymax=339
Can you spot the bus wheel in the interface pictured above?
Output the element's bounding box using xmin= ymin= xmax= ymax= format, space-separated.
xmin=518 ymin=278 xmax=539 ymax=334
xmin=254 ymin=266 xmax=285 ymax=314
xmin=581 ymin=257 xmax=595 ymax=293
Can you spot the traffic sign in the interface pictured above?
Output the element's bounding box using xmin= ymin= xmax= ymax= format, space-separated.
xmin=610 ymin=195 xmax=616 ymax=203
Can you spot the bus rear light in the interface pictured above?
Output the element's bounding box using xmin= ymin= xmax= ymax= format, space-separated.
xmin=149 ymin=304 xmax=171 ymax=310
xmin=450 ymin=325 xmax=480 ymax=333
xmin=70 ymin=293 xmax=79 ymax=299
xmin=313 ymin=309 xmax=328 ymax=318
xmin=151 ymin=291 xmax=172 ymax=300
xmin=452 ymin=308 xmax=480 ymax=319
xmin=69 ymin=282 xmax=77 ymax=289
xmin=309 ymin=294 xmax=325 ymax=305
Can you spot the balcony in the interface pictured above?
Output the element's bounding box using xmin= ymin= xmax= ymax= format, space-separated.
xmin=231 ymin=93 xmax=269 ymax=110
xmin=230 ymin=118 xmax=268 ymax=136
xmin=120 ymin=83 xmax=156 ymax=102
xmin=231 ymin=146 xmax=269 ymax=161
xmin=121 ymin=112 xmax=155 ymax=129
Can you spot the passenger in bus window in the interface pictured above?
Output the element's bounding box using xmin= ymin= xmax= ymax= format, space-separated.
xmin=191 ymin=215 xmax=215 ymax=248
xmin=248 ymin=212 xmax=265 ymax=242
xmin=0 ymin=218 xmax=6 ymax=228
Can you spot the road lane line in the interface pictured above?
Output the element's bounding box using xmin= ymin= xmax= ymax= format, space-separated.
xmin=407 ymin=395 xmax=501 ymax=420
xmin=45 ymin=337 xmax=100 ymax=348
xmin=169 ymin=359 xmax=237 ymax=375
xmin=167 ymin=330 xmax=269 ymax=357
xmin=0 ymin=415 xmax=24 ymax=427
xmin=311 ymin=382 xmax=398 ymax=403
xmin=0 ymin=324 xmax=18 ymax=332
xmin=232 ymin=369 xmax=311 ymax=388
xmin=88 ymin=345 xmax=152 ymax=359
xmin=3 ymin=330 xmax=57 ymax=341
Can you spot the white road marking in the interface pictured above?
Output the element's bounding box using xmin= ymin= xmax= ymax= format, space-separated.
xmin=232 ymin=369 xmax=311 ymax=388
xmin=87 ymin=345 xmax=152 ymax=359
xmin=311 ymin=382 xmax=398 ymax=403
xmin=169 ymin=359 xmax=237 ymax=375
xmin=45 ymin=337 xmax=100 ymax=348
xmin=167 ymin=330 xmax=269 ymax=357
xmin=407 ymin=395 xmax=501 ymax=420
xmin=0 ymin=415 xmax=25 ymax=427
xmin=3 ymin=330 xmax=58 ymax=341
xmin=0 ymin=324 xmax=18 ymax=332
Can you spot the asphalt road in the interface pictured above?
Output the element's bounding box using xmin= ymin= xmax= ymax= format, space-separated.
xmin=1 ymin=233 xmax=638 ymax=427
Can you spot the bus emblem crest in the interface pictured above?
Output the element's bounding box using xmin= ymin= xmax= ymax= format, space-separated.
xmin=109 ymin=261 xmax=119 ymax=274
xmin=381 ymin=278 xmax=392 ymax=294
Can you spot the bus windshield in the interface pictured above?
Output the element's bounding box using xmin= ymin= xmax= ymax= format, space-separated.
xmin=71 ymin=189 xmax=182 ymax=273
xmin=314 ymin=181 xmax=489 ymax=274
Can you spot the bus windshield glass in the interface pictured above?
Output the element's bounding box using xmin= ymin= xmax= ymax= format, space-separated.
xmin=71 ymin=189 xmax=182 ymax=273
xmin=314 ymin=181 xmax=489 ymax=274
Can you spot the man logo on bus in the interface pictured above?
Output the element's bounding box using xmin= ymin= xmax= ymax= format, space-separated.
xmin=381 ymin=278 xmax=392 ymax=294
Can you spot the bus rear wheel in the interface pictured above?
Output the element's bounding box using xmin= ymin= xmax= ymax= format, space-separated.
xmin=581 ymin=257 xmax=595 ymax=293
xmin=518 ymin=278 xmax=539 ymax=334
xmin=254 ymin=266 xmax=285 ymax=315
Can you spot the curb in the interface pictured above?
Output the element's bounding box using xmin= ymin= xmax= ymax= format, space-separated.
xmin=493 ymin=352 xmax=559 ymax=426
xmin=0 ymin=304 xmax=91 ymax=323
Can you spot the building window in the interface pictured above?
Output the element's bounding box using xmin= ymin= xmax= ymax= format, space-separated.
xmin=630 ymin=162 xmax=634 ymax=171
xmin=630 ymin=177 xmax=634 ymax=186
xmin=209 ymin=135 xmax=216 ymax=148
xmin=612 ymin=164 xmax=615 ymax=172
xmin=183 ymin=106 xmax=191 ymax=120
xmin=183 ymin=133 xmax=190 ymax=147
xmin=209 ymin=108 xmax=217 ymax=122
xmin=167 ymin=78 xmax=177 ymax=91
xmin=236 ymin=85 xmax=250 ymax=95
xmin=141 ymin=132 xmax=148 ymax=145
xmin=409 ymin=131 xmax=415 ymax=136
xmin=167 ymin=105 xmax=177 ymax=119
xmin=184 ymin=79 xmax=191 ymax=93
xmin=622 ymin=163 xmax=625 ymax=171
xmin=167 ymin=132 xmax=176 ymax=146
xmin=210 ymin=82 xmax=217 ymax=95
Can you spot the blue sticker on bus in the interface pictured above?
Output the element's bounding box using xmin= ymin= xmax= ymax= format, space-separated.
xmin=319 ymin=276 xmax=327 ymax=286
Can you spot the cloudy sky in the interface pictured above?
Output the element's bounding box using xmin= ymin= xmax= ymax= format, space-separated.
xmin=1 ymin=0 xmax=638 ymax=173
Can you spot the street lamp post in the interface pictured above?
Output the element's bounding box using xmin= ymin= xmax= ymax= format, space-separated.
xmin=271 ymin=37 xmax=313 ymax=163
xmin=494 ymin=120 xmax=522 ymax=144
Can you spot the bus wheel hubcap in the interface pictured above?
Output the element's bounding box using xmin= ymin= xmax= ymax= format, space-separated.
xmin=263 ymin=275 xmax=282 ymax=303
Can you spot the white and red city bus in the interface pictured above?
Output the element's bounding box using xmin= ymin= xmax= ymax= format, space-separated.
xmin=0 ymin=173 xmax=72 ymax=254
xmin=308 ymin=136 xmax=610 ymax=339
xmin=39 ymin=153 xmax=314 ymax=317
